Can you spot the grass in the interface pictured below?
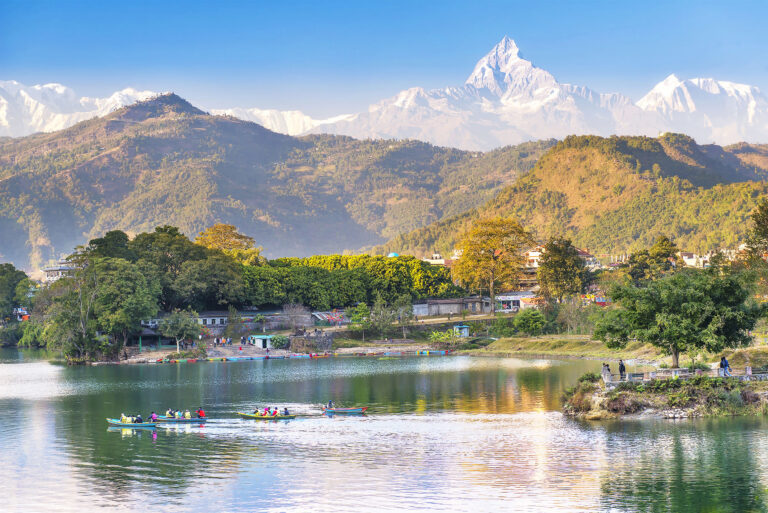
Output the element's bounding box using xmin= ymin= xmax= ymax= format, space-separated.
xmin=467 ymin=334 xmax=663 ymax=361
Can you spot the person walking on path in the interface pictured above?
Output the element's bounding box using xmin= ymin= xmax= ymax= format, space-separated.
xmin=721 ymin=356 xmax=732 ymax=377
xmin=618 ymin=360 xmax=626 ymax=381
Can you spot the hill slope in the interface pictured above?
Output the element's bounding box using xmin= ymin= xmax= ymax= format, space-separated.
xmin=379 ymin=134 xmax=768 ymax=256
xmin=0 ymin=94 xmax=554 ymax=269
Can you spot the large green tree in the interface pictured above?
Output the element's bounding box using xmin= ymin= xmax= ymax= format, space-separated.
xmin=452 ymin=217 xmax=533 ymax=302
xmin=537 ymin=237 xmax=589 ymax=302
xmin=595 ymin=267 xmax=761 ymax=367
xmin=159 ymin=309 xmax=200 ymax=354
xmin=625 ymin=235 xmax=681 ymax=283
xmin=0 ymin=263 xmax=27 ymax=319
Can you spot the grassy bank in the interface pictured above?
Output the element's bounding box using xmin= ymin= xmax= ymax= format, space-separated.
xmin=466 ymin=334 xmax=664 ymax=362
xmin=564 ymin=374 xmax=768 ymax=420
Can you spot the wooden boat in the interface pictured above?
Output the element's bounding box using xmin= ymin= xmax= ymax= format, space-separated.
xmin=106 ymin=418 xmax=157 ymax=428
xmin=236 ymin=412 xmax=296 ymax=420
xmin=322 ymin=406 xmax=368 ymax=414
xmin=156 ymin=415 xmax=207 ymax=423
xmin=310 ymin=354 xmax=329 ymax=358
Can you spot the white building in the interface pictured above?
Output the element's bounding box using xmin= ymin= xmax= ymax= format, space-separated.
xmin=41 ymin=260 xmax=77 ymax=283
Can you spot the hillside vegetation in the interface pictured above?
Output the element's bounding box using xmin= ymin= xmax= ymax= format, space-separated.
xmin=380 ymin=134 xmax=768 ymax=256
xmin=0 ymin=93 xmax=554 ymax=270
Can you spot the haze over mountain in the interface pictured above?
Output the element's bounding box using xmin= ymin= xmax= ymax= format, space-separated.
xmin=0 ymin=93 xmax=552 ymax=270
xmin=3 ymin=37 xmax=768 ymax=150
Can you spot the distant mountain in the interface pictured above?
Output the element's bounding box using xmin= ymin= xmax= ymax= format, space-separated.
xmin=0 ymin=93 xmax=554 ymax=270
xmin=378 ymin=133 xmax=768 ymax=256
xmin=0 ymin=80 xmax=155 ymax=137
xmin=4 ymin=37 xmax=768 ymax=149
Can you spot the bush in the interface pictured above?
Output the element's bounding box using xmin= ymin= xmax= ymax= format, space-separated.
xmin=513 ymin=309 xmax=546 ymax=335
xmin=271 ymin=335 xmax=290 ymax=350
xmin=489 ymin=317 xmax=516 ymax=337
xmin=605 ymin=392 xmax=644 ymax=413
xmin=578 ymin=372 xmax=601 ymax=384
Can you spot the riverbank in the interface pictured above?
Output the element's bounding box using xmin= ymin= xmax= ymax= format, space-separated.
xmin=563 ymin=373 xmax=768 ymax=420
xmin=464 ymin=334 xmax=664 ymax=363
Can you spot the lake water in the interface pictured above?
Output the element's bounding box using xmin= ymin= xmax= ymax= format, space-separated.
xmin=1 ymin=349 xmax=767 ymax=512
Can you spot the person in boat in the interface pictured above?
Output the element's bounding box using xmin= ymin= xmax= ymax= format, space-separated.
xmin=252 ymin=408 xmax=260 ymax=415
xmin=120 ymin=413 xmax=128 ymax=423
xmin=263 ymin=407 xmax=270 ymax=416
xmin=196 ymin=407 xmax=206 ymax=418
xmin=135 ymin=414 xmax=143 ymax=423
xmin=166 ymin=408 xmax=174 ymax=418
xmin=327 ymin=400 xmax=334 ymax=409
xmin=184 ymin=409 xmax=192 ymax=419
xmin=149 ymin=412 xmax=158 ymax=422
xmin=283 ymin=407 xmax=290 ymax=416
xmin=272 ymin=408 xmax=278 ymax=417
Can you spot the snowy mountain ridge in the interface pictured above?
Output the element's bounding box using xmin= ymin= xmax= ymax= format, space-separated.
xmin=3 ymin=37 xmax=768 ymax=149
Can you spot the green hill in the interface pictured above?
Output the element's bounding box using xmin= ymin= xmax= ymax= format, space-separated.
xmin=379 ymin=134 xmax=768 ymax=256
xmin=0 ymin=94 xmax=554 ymax=270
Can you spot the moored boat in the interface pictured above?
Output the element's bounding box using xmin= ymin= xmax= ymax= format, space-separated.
xmin=236 ymin=412 xmax=296 ymax=420
xmin=106 ymin=418 xmax=157 ymax=428
xmin=322 ymin=406 xmax=368 ymax=414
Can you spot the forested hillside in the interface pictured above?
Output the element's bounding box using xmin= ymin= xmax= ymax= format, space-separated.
xmin=379 ymin=134 xmax=768 ymax=256
xmin=0 ymin=93 xmax=554 ymax=270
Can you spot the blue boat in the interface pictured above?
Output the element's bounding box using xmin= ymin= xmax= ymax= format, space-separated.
xmin=106 ymin=418 xmax=157 ymax=428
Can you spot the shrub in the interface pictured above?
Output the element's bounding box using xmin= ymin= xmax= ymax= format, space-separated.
xmin=271 ymin=335 xmax=290 ymax=350
xmin=578 ymin=372 xmax=601 ymax=384
xmin=513 ymin=309 xmax=546 ymax=335
xmin=605 ymin=393 xmax=643 ymax=414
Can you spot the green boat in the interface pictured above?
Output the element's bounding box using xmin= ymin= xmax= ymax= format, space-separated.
xmin=106 ymin=418 xmax=157 ymax=428
xmin=236 ymin=412 xmax=296 ymax=420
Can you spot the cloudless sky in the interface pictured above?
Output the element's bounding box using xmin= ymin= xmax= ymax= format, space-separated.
xmin=2 ymin=0 xmax=767 ymax=117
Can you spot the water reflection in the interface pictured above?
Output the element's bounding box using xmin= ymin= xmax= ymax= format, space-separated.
xmin=2 ymin=353 xmax=766 ymax=512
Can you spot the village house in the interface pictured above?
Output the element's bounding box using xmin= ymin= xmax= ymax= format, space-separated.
xmin=41 ymin=259 xmax=77 ymax=283
xmin=495 ymin=291 xmax=539 ymax=313
xmin=412 ymin=297 xmax=491 ymax=317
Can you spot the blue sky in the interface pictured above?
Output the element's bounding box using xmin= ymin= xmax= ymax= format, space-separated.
xmin=2 ymin=0 xmax=767 ymax=117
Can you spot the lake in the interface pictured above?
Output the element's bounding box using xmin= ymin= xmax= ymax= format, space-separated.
xmin=1 ymin=349 xmax=766 ymax=512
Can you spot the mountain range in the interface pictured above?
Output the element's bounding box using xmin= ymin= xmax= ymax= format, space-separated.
xmin=0 ymin=93 xmax=553 ymax=270
xmin=3 ymin=37 xmax=768 ymax=150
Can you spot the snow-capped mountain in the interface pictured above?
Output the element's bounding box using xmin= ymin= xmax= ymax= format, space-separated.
xmin=636 ymin=74 xmax=768 ymax=144
xmin=209 ymin=106 xmax=354 ymax=136
xmin=0 ymin=80 xmax=155 ymax=137
xmin=3 ymin=37 xmax=768 ymax=149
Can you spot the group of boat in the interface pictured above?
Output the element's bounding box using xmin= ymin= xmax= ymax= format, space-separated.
xmin=107 ymin=405 xmax=368 ymax=428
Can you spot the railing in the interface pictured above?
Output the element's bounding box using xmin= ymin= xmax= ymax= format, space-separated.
xmin=603 ymin=366 xmax=768 ymax=385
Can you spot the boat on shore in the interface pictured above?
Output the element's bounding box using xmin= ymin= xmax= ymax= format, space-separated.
xmin=322 ymin=406 xmax=368 ymax=414
xmin=156 ymin=415 xmax=207 ymax=423
xmin=106 ymin=418 xmax=157 ymax=428
xmin=236 ymin=412 xmax=296 ymax=420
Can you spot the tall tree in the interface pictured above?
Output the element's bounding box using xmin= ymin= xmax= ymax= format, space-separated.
xmin=452 ymin=217 xmax=533 ymax=303
xmin=195 ymin=223 xmax=255 ymax=251
xmin=347 ymin=303 xmax=372 ymax=342
xmin=394 ymin=294 xmax=414 ymax=339
xmin=369 ymin=293 xmax=397 ymax=339
xmin=0 ymin=263 xmax=27 ymax=318
xmin=626 ymin=235 xmax=680 ymax=283
xmin=91 ymin=258 xmax=160 ymax=352
xmin=159 ymin=309 xmax=200 ymax=354
xmin=594 ymin=267 xmax=761 ymax=367
xmin=537 ymin=237 xmax=589 ymax=302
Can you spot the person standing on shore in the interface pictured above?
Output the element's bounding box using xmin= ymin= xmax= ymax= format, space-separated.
xmin=618 ymin=360 xmax=626 ymax=381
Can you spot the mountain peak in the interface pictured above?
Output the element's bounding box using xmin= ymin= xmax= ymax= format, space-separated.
xmin=108 ymin=92 xmax=205 ymax=122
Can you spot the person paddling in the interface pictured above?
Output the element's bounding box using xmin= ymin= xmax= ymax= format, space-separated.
xmin=149 ymin=411 xmax=158 ymax=422
xmin=196 ymin=407 xmax=206 ymax=418
xmin=327 ymin=400 xmax=334 ymax=409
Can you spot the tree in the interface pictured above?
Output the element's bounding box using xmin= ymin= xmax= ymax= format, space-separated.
xmin=254 ymin=314 xmax=267 ymax=333
xmin=85 ymin=230 xmax=136 ymax=260
xmin=746 ymin=198 xmax=768 ymax=258
xmin=282 ymin=304 xmax=311 ymax=331
xmin=91 ymin=258 xmax=160 ymax=352
xmin=394 ymin=294 xmax=414 ymax=339
xmin=626 ymin=235 xmax=680 ymax=283
xmin=0 ymin=263 xmax=27 ymax=319
xmin=173 ymin=254 xmax=246 ymax=310
xmin=160 ymin=309 xmax=200 ymax=354
xmin=195 ymin=223 xmax=255 ymax=251
xmin=452 ymin=217 xmax=533 ymax=303
xmin=537 ymin=238 xmax=589 ymax=302
xmin=513 ymin=309 xmax=546 ymax=336
xmin=369 ymin=293 xmax=397 ymax=339
xmin=346 ymin=303 xmax=372 ymax=342
xmin=224 ymin=304 xmax=246 ymax=339
xmin=594 ymin=267 xmax=761 ymax=368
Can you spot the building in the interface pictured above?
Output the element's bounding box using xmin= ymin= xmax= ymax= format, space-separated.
xmin=524 ymin=245 xmax=600 ymax=270
xmin=496 ymin=292 xmax=539 ymax=312
xmin=41 ymin=260 xmax=77 ymax=283
xmin=412 ymin=297 xmax=491 ymax=317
